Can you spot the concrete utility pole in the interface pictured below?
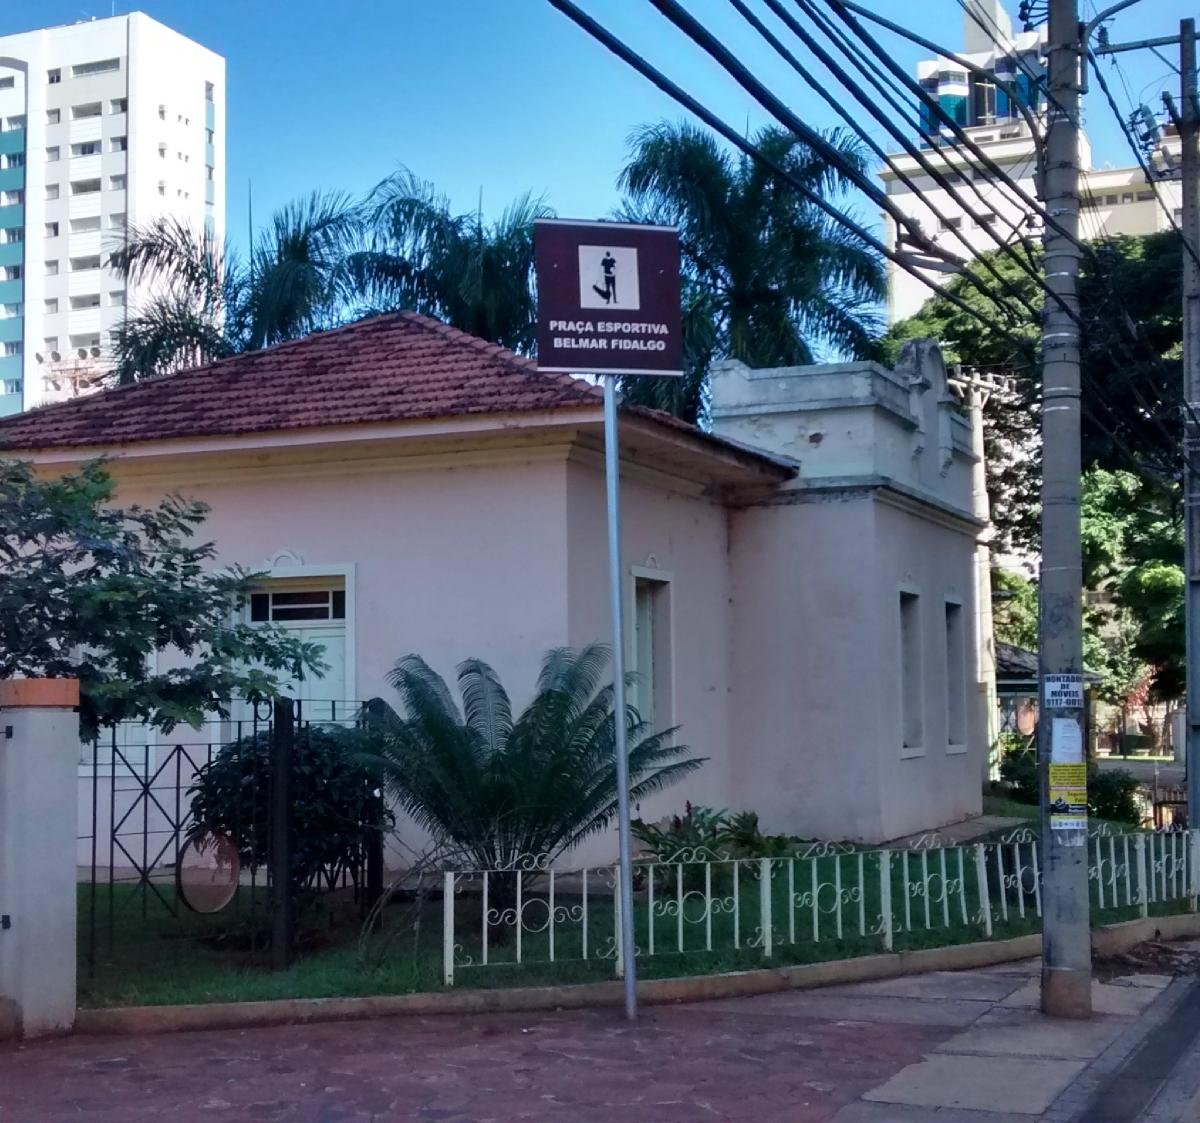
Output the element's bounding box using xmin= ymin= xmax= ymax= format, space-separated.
xmin=1038 ymin=0 xmax=1093 ymax=1018
xmin=1180 ymin=19 xmax=1200 ymax=832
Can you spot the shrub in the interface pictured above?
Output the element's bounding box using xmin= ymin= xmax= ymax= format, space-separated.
xmin=188 ymin=724 xmax=392 ymax=892
xmin=632 ymin=802 xmax=729 ymax=860
xmin=999 ymin=745 xmax=1039 ymax=804
xmin=1088 ymin=766 xmax=1141 ymax=826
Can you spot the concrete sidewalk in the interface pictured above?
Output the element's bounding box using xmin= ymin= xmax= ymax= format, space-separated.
xmin=0 ymin=956 xmax=1193 ymax=1122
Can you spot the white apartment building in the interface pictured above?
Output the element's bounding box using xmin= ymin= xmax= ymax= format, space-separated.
xmin=880 ymin=0 xmax=1181 ymax=323
xmin=0 ymin=12 xmax=224 ymax=416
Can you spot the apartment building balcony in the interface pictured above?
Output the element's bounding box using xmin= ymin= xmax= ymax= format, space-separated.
xmin=0 ymin=203 xmax=24 ymax=229
xmin=67 ymin=192 xmax=102 ymax=220
xmin=68 ymin=306 xmax=101 ymax=335
xmin=0 ymin=166 xmax=24 ymax=193
xmin=0 ymin=316 xmax=23 ymax=343
xmin=69 ymin=154 xmax=102 ymax=181
xmin=69 ymin=230 xmax=101 ymax=258
xmin=0 ymin=242 xmax=23 ymax=267
xmin=0 ymin=279 xmax=22 ymax=304
xmin=205 ymin=101 xmax=215 ymax=130
xmin=68 ymin=118 xmax=103 ymax=146
xmin=0 ymin=130 xmax=25 ymax=157
xmin=0 ymin=352 xmax=21 ymax=381
xmin=67 ymin=270 xmax=102 ymax=297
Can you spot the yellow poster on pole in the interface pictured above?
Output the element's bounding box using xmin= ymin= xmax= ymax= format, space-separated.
xmin=1049 ymin=762 xmax=1088 ymax=832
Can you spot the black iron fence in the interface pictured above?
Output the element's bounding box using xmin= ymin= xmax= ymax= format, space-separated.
xmin=79 ymin=698 xmax=384 ymax=984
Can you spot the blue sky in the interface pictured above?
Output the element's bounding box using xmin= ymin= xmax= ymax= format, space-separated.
xmin=5 ymin=1 xmax=1190 ymax=255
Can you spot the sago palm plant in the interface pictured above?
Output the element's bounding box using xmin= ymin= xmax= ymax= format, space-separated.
xmin=364 ymin=643 xmax=701 ymax=871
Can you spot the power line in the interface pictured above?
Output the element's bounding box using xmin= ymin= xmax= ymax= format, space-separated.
xmin=1088 ymin=47 xmax=1200 ymax=267
xmin=727 ymin=0 xmax=1063 ymax=326
xmin=543 ymin=0 xmax=1041 ymax=355
xmin=640 ymin=0 xmax=1051 ymax=327
xmin=786 ymin=0 xmax=1051 ymax=289
xmin=821 ymin=0 xmax=1091 ymax=257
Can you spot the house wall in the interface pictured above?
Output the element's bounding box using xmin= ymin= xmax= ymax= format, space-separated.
xmin=868 ymin=497 xmax=984 ymax=840
xmin=564 ymin=453 xmax=736 ymax=841
xmin=80 ymin=443 xmax=575 ymax=865
xmin=726 ymin=495 xmax=886 ymax=841
xmin=712 ymin=341 xmax=986 ymax=844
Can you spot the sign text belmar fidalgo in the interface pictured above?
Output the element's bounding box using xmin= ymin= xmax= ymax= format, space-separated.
xmin=548 ymin=319 xmax=672 ymax=352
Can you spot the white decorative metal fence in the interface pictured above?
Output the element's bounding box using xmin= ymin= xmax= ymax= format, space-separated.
xmin=440 ymin=828 xmax=1200 ymax=985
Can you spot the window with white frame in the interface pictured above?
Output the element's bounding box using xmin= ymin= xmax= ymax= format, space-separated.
xmin=945 ymin=601 xmax=967 ymax=749
xmin=46 ymin=109 xmax=60 ymax=125
xmin=900 ymin=590 xmax=924 ymax=754
xmin=71 ymin=59 xmax=120 ymax=78
xmin=632 ymin=572 xmax=672 ymax=730
xmin=250 ymin=587 xmax=346 ymax=623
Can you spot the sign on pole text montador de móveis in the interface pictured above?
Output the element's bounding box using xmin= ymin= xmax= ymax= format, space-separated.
xmin=535 ymin=219 xmax=683 ymax=377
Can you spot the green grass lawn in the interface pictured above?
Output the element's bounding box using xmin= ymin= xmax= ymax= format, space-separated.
xmin=79 ymin=834 xmax=1191 ymax=1009
xmin=77 ymin=851 xmax=1036 ymax=1008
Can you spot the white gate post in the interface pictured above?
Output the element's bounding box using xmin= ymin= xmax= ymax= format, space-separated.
xmin=0 ymin=679 xmax=80 ymax=1038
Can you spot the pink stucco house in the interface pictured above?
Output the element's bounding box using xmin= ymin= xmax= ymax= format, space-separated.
xmin=0 ymin=313 xmax=986 ymax=844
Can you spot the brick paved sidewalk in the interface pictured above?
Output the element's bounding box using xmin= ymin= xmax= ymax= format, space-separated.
xmin=0 ymin=958 xmax=1184 ymax=1122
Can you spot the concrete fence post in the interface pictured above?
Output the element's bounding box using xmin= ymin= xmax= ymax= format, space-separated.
xmin=0 ymin=678 xmax=80 ymax=1038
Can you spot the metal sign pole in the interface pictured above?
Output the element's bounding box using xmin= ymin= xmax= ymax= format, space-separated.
xmin=604 ymin=373 xmax=639 ymax=1021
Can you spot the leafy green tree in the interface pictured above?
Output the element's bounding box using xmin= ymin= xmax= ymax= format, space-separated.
xmin=347 ymin=170 xmax=552 ymax=354
xmin=365 ymin=643 xmax=701 ymax=870
xmin=885 ymin=232 xmax=1183 ymax=553
xmin=108 ymin=191 xmax=361 ymax=383
xmin=992 ymin=568 xmax=1038 ymax=651
xmin=0 ymin=458 xmax=326 ymax=738
xmin=617 ymin=121 xmax=886 ymax=422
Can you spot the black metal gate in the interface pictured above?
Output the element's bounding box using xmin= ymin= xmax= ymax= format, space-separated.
xmin=80 ymin=697 xmax=384 ymax=991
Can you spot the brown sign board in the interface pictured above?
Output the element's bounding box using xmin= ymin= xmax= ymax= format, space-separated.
xmin=535 ymin=219 xmax=683 ymax=377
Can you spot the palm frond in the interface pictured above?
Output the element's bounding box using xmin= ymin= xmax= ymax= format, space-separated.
xmin=370 ymin=645 xmax=697 ymax=866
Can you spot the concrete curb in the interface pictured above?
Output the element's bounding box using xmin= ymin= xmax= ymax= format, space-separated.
xmin=70 ymin=914 xmax=1200 ymax=1039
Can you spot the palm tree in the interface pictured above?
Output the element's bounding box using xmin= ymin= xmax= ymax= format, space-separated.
xmin=617 ymin=121 xmax=886 ymax=423
xmin=364 ymin=643 xmax=701 ymax=872
xmin=348 ymin=170 xmax=552 ymax=354
xmin=107 ymin=216 xmax=239 ymax=383
xmin=107 ymin=190 xmax=360 ymax=383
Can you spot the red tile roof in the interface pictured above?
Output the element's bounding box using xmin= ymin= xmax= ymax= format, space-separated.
xmin=0 ymin=313 xmax=607 ymax=451
xmin=0 ymin=312 xmax=792 ymax=475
